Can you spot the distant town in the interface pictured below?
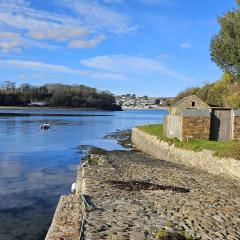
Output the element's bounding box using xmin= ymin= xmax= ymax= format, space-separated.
xmin=115 ymin=94 xmax=171 ymax=110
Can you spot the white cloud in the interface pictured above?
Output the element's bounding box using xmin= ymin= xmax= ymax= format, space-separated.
xmin=0 ymin=31 xmax=22 ymax=53
xmin=0 ymin=58 xmax=126 ymax=80
xmin=68 ymin=35 xmax=106 ymax=48
xmin=27 ymin=27 xmax=89 ymax=41
xmin=0 ymin=0 xmax=129 ymax=52
xmin=57 ymin=0 xmax=133 ymax=33
xmin=81 ymin=55 xmax=194 ymax=82
xmin=0 ymin=32 xmax=19 ymax=39
xmin=180 ymin=43 xmax=192 ymax=49
xmin=84 ymin=71 xmax=126 ymax=80
xmin=158 ymin=54 xmax=171 ymax=60
xmin=1 ymin=59 xmax=82 ymax=74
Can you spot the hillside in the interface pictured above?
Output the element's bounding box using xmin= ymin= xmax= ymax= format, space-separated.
xmin=172 ymin=73 xmax=240 ymax=108
xmin=0 ymin=82 xmax=121 ymax=111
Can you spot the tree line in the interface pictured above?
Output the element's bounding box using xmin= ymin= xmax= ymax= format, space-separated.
xmin=172 ymin=73 xmax=240 ymax=108
xmin=0 ymin=81 xmax=121 ymax=110
xmin=172 ymin=0 xmax=240 ymax=108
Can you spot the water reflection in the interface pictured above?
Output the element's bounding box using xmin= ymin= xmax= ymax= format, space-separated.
xmin=0 ymin=109 xmax=166 ymax=240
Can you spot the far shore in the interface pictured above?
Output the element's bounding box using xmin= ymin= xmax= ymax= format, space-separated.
xmin=121 ymin=107 xmax=169 ymax=110
xmin=0 ymin=106 xmax=102 ymax=111
xmin=0 ymin=106 xmax=169 ymax=111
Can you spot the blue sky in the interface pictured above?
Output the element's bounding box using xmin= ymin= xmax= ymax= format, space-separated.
xmin=0 ymin=0 xmax=237 ymax=97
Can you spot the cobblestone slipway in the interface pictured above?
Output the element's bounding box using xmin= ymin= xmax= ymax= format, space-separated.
xmin=47 ymin=150 xmax=240 ymax=240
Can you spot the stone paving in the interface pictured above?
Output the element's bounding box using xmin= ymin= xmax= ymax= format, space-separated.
xmin=46 ymin=148 xmax=240 ymax=240
xmin=82 ymin=165 xmax=165 ymax=240
xmin=80 ymin=150 xmax=240 ymax=240
xmin=110 ymin=152 xmax=240 ymax=240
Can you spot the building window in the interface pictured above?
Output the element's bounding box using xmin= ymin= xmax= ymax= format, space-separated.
xmin=192 ymin=102 xmax=195 ymax=107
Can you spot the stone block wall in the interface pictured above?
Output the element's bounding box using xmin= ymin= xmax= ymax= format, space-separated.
xmin=132 ymin=127 xmax=240 ymax=179
xmin=182 ymin=116 xmax=210 ymax=140
xmin=234 ymin=116 xmax=240 ymax=140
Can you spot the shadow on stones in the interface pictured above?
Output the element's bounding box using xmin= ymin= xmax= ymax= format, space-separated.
xmin=82 ymin=194 xmax=96 ymax=211
xmin=107 ymin=180 xmax=190 ymax=193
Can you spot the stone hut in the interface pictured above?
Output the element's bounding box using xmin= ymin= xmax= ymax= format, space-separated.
xmin=171 ymin=95 xmax=209 ymax=116
xmin=164 ymin=95 xmax=211 ymax=141
xmin=234 ymin=110 xmax=240 ymax=140
xmin=164 ymin=95 xmax=240 ymax=142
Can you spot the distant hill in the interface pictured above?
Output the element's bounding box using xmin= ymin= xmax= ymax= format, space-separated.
xmin=0 ymin=82 xmax=121 ymax=111
xmin=172 ymin=73 xmax=240 ymax=108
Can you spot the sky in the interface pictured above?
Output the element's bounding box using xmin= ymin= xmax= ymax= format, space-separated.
xmin=0 ymin=0 xmax=237 ymax=97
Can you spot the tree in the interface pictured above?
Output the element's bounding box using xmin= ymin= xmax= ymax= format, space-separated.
xmin=173 ymin=87 xmax=199 ymax=104
xmin=155 ymin=98 xmax=160 ymax=105
xmin=143 ymin=95 xmax=148 ymax=100
xmin=210 ymin=2 xmax=240 ymax=78
xmin=0 ymin=83 xmax=120 ymax=110
xmin=1 ymin=81 xmax=15 ymax=93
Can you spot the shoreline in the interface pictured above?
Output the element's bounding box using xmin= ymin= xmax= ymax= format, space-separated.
xmin=0 ymin=106 xmax=114 ymax=111
xmin=0 ymin=106 xmax=168 ymax=111
xmin=121 ymin=106 xmax=169 ymax=110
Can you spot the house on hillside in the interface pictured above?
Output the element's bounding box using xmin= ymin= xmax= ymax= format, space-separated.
xmin=28 ymin=100 xmax=47 ymax=107
xmin=164 ymin=95 xmax=240 ymax=142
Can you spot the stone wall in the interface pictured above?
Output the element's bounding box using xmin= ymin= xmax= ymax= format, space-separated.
xmin=182 ymin=116 xmax=210 ymax=140
xmin=45 ymin=194 xmax=82 ymax=240
xmin=234 ymin=116 xmax=240 ymax=140
xmin=132 ymin=127 xmax=240 ymax=179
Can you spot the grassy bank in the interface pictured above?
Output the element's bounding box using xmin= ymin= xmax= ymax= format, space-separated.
xmin=137 ymin=124 xmax=240 ymax=160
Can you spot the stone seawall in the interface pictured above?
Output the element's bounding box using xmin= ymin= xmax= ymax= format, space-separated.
xmin=132 ymin=127 xmax=240 ymax=179
xmin=45 ymin=194 xmax=82 ymax=240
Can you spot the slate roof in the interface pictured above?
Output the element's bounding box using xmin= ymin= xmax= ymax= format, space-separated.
xmin=173 ymin=95 xmax=208 ymax=107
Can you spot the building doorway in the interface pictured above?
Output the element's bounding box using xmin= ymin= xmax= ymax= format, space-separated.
xmin=210 ymin=109 xmax=232 ymax=141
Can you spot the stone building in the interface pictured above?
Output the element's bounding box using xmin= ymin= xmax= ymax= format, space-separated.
xmin=164 ymin=95 xmax=240 ymax=142
xmin=171 ymin=95 xmax=209 ymax=116
xmin=234 ymin=110 xmax=240 ymax=140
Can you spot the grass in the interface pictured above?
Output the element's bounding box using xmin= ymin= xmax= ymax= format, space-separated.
xmin=88 ymin=158 xmax=99 ymax=165
xmin=137 ymin=124 xmax=240 ymax=160
xmin=152 ymin=227 xmax=195 ymax=240
xmin=84 ymin=156 xmax=99 ymax=165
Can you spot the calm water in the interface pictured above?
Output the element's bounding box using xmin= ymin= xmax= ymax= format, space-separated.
xmin=0 ymin=109 xmax=167 ymax=240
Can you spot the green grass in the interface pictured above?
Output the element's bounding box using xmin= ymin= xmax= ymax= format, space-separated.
xmin=88 ymin=158 xmax=99 ymax=165
xmin=152 ymin=227 xmax=195 ymax=240
xmin=137 ymin=124 xmax=240 ymax=160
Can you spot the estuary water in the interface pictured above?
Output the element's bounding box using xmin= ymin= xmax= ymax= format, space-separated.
xmin=0 ymin=108 xmax=167 ymax=240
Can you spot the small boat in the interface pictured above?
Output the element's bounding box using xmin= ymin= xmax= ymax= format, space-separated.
xmin=40 ymin=123 xmax=50 ymax=130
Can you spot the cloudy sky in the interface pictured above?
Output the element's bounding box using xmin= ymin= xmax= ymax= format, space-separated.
xmin=0 ymin=0 xmax=237 ymax=96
